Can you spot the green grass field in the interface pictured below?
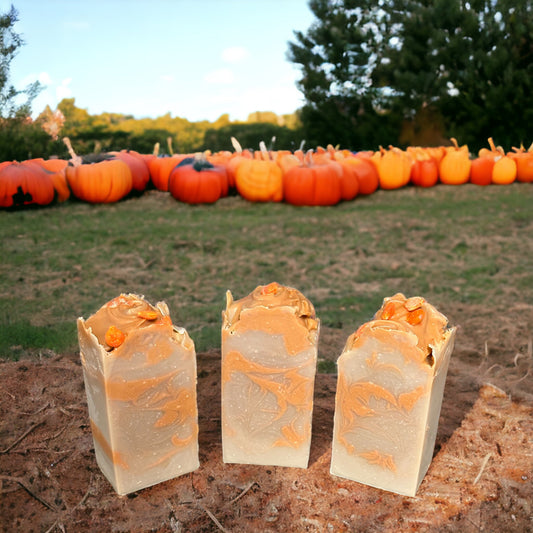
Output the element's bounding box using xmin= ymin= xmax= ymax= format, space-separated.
xmin=1 ymin=183 xmax=532 ymax=370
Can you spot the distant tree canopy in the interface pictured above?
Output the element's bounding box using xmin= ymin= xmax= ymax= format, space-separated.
xmin=0 ymin=5 xmax=48 ymax=161
xmin=52 ymin=99 xmax=303 ymax=156
xmin=0 ymin=5 xmax=41 ymax=119
xmin=288 ymin=0 xmax=533 ymax=151
xmin=202 ymin=122 xmax=304 ymax=153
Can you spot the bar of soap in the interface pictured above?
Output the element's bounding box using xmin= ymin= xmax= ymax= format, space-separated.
xmin=77 ymin=294 xmax=199 ymax=495
xmin=330 ymin=293 xmax=456 ymax=497
xmin=221 ymin=282 xmax=319 ymax=468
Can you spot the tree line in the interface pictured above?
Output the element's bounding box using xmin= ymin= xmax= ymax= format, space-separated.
xmin=1 ymin=1 xmax=532 ymax=161
xmin=0 ymin=95 xmax=304 ymax=161
xmin=288 ymin=0 xmax=533 ymax=152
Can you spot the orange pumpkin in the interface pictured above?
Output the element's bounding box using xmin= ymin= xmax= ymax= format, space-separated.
xmin=148 ymin=155 xmax=188 ymax=191
xmin=0 ymin=160 xmax=57 ymax=208
xmin=168 ymin=154 xmax=227 ymax=204
xmin=347 ymin=156 xmax=379 ymax=195
xmin=337 ymin=161 xmax=360 ymax=201
xmin=410 ymin=157 xmax=439 ymax=187
xmin=277 ymin=149 xmax=304 ymax=176
xmin=374 ymin=146 xmax=411 ymax=190
xmin=407 ymin=145 xmax=447 ymax=166
xmin=469 ymin=156 xmax=495 ymax=186
xmin=476 ymin=138 xmax=516 ymax=185
xmin=63 ymin=138 xmax=132 ymax=203
xmin=283 ymin=150 xmax=342 ymax=206
xmin=328 ymin=151 xmax=360 ymax=201
xmin=25 ymin=158 xmax=70 ymax=202
xmin=206 ymin=150 xmax=233 ymax=196
xmin=492 ymin=155 xmax=516 ymax=185
xmin=133 ymin=150 xmax=157 ymax=170
xmin=66 ymin=157 xmax=132 ymax=203
xmin=234 ymin=142 xmax=283 ymax=202
xmin=510 ymin=143 xmax=533 ymax=183
xmin=220 ymin=137 xmax=253 ymax=189
xmin=110 ymin=150 xmax=151 ymax=192
xmin=439 ymin=138 xmax=471 ymax=185
xmin=312 ymin=145 xmax=335 ymax=165
xmin=28 ymin=157 xmax=68 ymax=174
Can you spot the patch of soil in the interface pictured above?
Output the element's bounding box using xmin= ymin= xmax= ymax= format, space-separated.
xmin=0 ymin=349 xmax=532 ymax=533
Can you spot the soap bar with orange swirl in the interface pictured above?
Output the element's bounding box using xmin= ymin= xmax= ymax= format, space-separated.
xmin=330 ymin=293 xmax=456 ymax=496
xmin=77 ymin=294 xmax=199 ymax=495
xmin=221 ymin=283 xmax=320 ymax=468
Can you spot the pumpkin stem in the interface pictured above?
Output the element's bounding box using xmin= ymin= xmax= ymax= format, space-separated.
xmin=298 ymin=139 xmax=306 ymax=152
xmin=326 ymin=144 xmax=336 ymax=158
xmin=304 ymin=148 xmax=315 ymax=166
xmin=167 ymin=136 xmax=174 ymax=156
xmin=487 ymin=137 xmax=497 ymax=152
xmin=268 ymin=136 xmax=276 ymax=151
xmin=259 ymin=141 xmax=270 ymax=161
xmin=153 ymin=142 xmax=160 ymax=156
xmin=62 ymin=137 xmax=82 ymax=167
xmin=450 ymin=137 xmax=459 ymax=149
xmin=231 ymin=136 xmax=243 ymax=154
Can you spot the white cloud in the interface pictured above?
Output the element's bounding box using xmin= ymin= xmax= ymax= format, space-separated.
xmin=227 ymin=84 xmax=305 ymax=120
xmin=203 ymin=68 xmax=234 ymax=84
xmin=221 ymin=46 xmax=250 ymax=64
xmin=160 ymin=74 xmax=175 ymax=82
xmin=38 ymin=72 xmax=52 ymax=85
xmin=56 ymin=78 xmax=72 ymax=100
xmin=175 ymin=79 xmax=305 ymax=122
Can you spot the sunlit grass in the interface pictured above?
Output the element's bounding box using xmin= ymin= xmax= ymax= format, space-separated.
xmin=1 ymin=183 xmax=532 ymax=364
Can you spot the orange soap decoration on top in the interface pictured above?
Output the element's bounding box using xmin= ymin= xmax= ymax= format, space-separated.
xmin=105 ymin=325 xmax=126 ymax=348
xmin=221 ymin=283 xmax=320 ymax=468
xmin=330 ymin=293 xmax=456 ymax=497
xmin=77 ymin=293 xmax=199 ymax=495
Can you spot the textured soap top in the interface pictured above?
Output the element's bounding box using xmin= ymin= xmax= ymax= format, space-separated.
xmin=222 ymin=283 xmax=319 ymax=356
xmin=344 ymin=293 xmax=451 ymax=365
xmin=223 ymin=282 xmax=318 ymax=330
xmin=84 ymin=293 xmax=169 ymax=350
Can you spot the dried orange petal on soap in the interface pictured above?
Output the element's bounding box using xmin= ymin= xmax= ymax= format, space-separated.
xmin=137 ymin=310 xmax=159 ymax=320
xmin=261 ymin=282 xmax=279 ymax=295
xmin=406 ymin=308 xmax=424 ymax=325
xmin=381 ymin=301 xmax=396 ymax=319
xmin=404 ymin=296 xmax=424 ymax=311
xmin=105 ymin=325 xmax=126 ymax=348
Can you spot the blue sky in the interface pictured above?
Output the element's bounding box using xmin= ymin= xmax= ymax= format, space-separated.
xmin=5 ymin=0 xmax=316 ymax=122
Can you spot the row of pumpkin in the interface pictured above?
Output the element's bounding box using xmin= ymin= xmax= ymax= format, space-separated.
xmin=1 ymin=137 xmax=532 ymax=208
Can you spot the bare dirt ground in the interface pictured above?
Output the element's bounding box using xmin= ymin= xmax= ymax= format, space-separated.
xmin=1 ymin=337 xmax=532 ymax=532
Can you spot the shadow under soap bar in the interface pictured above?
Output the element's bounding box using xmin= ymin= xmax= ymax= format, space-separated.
xmin=221 ymin=283 xmax=319 ymax=468
xmin=330 ymin=293 xmax=456 ymax=497
xmin=78 ymin=294 xmax=199 ymax=495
